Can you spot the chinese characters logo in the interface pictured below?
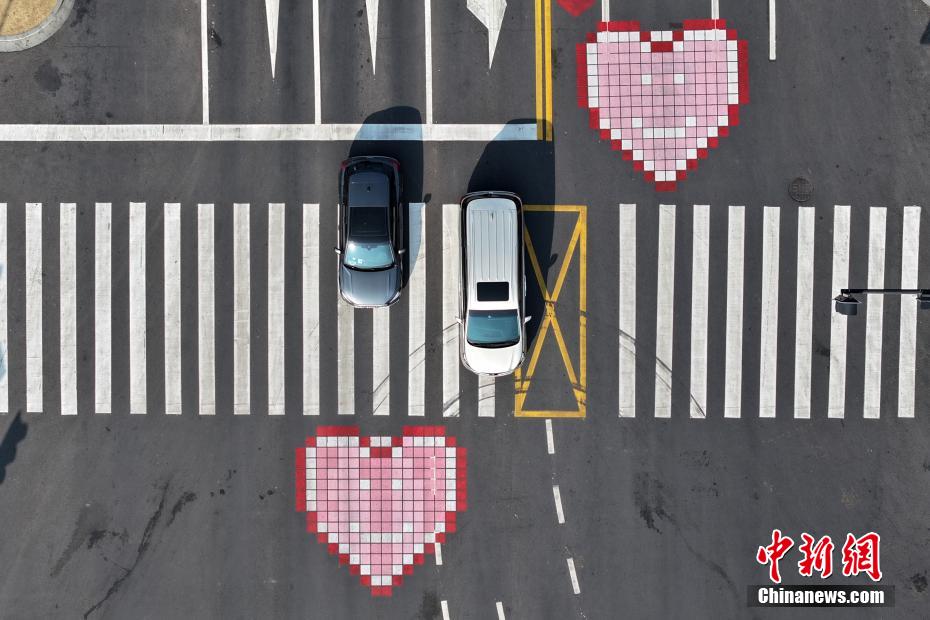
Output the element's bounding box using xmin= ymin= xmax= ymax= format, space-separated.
xmin=756 ymin=530 xmax=882 ymax=583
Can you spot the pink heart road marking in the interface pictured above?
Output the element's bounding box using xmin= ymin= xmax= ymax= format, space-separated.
xmin=576 ymin=19 xmax=749 ymax=191
xmin=295 ymin=426 xmax=466 ymax=597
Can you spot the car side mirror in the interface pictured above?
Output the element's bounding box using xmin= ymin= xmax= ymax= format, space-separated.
xmin=398 ymin=248 xmax=406 ymax=255
xmin=455 ymin=316 xmax=462 ymax=324
xmin=334 ymin=247 xmax=342 ymax=254
xmin=524 ymin=315 xmax=532 ymax=324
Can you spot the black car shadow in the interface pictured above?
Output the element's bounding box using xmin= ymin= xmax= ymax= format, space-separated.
xmin=0 ymin=412 xmax=28 ymax=485
xmin=348 ymin=107 xmax=425 ymax=289
xmin=467 ymin=121 xmax=555 ymax=345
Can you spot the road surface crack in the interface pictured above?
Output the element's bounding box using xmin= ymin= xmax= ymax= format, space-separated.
xmin=83 ymin=482 xmax=170 ymax=619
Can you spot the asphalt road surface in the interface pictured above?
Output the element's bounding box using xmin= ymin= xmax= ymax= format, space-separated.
xmin=1 ymin=1 xmax=929 ymax=619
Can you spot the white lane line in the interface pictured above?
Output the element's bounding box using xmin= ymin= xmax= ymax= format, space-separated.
xmin=769 ymin=0 xmax=776 ymax=60
xmin=654 ymin=204 xmax=675 ymax=418
xmin=424 ymin=0 xmax=433 ymax=124
xmin=200 ymin=0 xmax=209 ymax=124
xmin=478 ymin=375 xmax=495 ymax=417
xmin=60 ymin=203 xmax=77 ymax=416
xmin=0 ymin=203 xmax=6 ymax=413
xmin=545 ymin=418 xmax=554 ymax=454
xmin=366 ymin=0 xmax=379 ymax=74
xmin=435 ymin=541 xmax=443 ymax=565
xmin=552 ymin=485 xmax=565 ymax=524
xmin=827 ymin=205 xmax=851 ymax=419
xmin=496 ymin=602 xmax=506 ymax=620
xmin=724 ymin=205 xmax=745 ymax=418
xmin=129 ymin=202 xmax=147 ymax=414
xmin=198 ymin=203 xmax=216 ymax=416
xmin=442 ymin=204 xmax=460 ymax=417
xmin=408 ymin=203 xmax=426 ymax=417
xmin=863 ymin=206 xmax=886 ymax=419
xmin=312 ymin=0 xmax=322 ymax=123
xmin=372 ymin=306 xmax=391 ymax=416
xmin=690 ymin=204 xmax=709 ymax=418
xmin=567 ymin=557 xmax=581 ymax=594
xmin=711 ymin=0 xmax=719 ymax=19
xmin=898 ymin=206 xmax=921 ymax=418
xmin=164 ymin=203 xmax=182 ymax=415
xmin=234 ymin=203 xmax=250 ymax=415
xmin=95 ymin=203 xmax=112 ymax=414
xmin=0 ymin=123 xmax=539 ymax=142
xmin=337 ymin=300 xmax=355 ymax=415
xmin=440 ymin=600 xmax=450 ymax=620
xmin=618 ymin=204 xmax=636 ymax=417
xmin=759 ymin=206 xmax=780 ymax=418
xmin=25 ymin=202 xmax=41 ymax=413
xmin=268 ymin=203 xmax=286 ymax=415
xmin=794 ymin=207 xmax=815 ymax=419
xmin=265 ymin=0 xmax=280 ymax=78
xmin=303 ymin=204 xmax=320 ymax=415
xmin=602 ymin=0 xmax=609 ymax=21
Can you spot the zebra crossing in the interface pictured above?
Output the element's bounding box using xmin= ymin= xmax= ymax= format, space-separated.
xmin=618 ymin=202 xmax=925 ymax=420
xmin=0 ymin=201 xmax=924 ymax=420
xmin=0 ymin=201 xmax=493 ymax=418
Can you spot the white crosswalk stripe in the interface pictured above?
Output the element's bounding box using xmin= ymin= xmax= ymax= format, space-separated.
xmin=828 ymin=205 xmax=851 ymax=419
xmin=724 ymin=205 xmax=744 ymax=419
xmin=0 ymin=201 xmax=922 ymax=420
xmin=95 ymin=203 xmax=112 ymax=414
xmin=129 ymin=202 xmax=147 ymax=414
xmin=863 ymin=206 xmax=886 ymax=419
xmin=164 ymin=203 xmax=182 ymax=415
xmin=198 ymin=203 xmax=216 ymax=416
xmin=794 ymin=206 xmax=815 ymax=419
xmin=25 ymin=202 xmax=42 ymax=414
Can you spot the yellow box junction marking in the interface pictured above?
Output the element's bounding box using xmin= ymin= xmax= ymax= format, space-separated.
xmin=534 ymin=0 xmax=553 ymax=141
xmin=515 ymin=205 xmax=586 ymax=418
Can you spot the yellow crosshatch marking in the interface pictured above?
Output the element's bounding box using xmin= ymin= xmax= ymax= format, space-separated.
xmin=515 ymin=205 xmax=587 ymax=418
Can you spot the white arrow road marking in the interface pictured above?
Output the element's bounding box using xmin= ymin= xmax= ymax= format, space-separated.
xmin=467 ymin=0 xmax=507 ymax=67
xmin=366 ymin=0 xmax=379 ymax=74
xmin=265 ymin=0 xmax=280 ymax=78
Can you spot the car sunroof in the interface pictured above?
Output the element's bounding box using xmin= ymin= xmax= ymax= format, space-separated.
xmin=476 ymin=282 xmax=509 ymax=302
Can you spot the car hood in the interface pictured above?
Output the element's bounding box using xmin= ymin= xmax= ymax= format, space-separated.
xmin=339 ymin=263 xmax=401 ymax=307
xmin=462 ymin=339 xmax=524 ymax=376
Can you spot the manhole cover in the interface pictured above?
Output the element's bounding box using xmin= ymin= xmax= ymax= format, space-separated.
xmin=789 ymin=177 xmax=813 ymax=203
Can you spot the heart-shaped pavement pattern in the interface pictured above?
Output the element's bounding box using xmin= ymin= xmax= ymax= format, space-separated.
xmin=296 ymin=426 xmax=466 ymax=596
xmin=576 ymin=20 xmax=749 ymax=191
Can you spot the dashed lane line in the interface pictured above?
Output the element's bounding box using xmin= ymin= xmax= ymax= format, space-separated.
xmin=545 ymin=419 xmax=554 ymax=454
xmin=441 ymin=600 xmax=450 ymax=620
xmin=435 ymin=542 xmax=443 ymax=565
xmin=496 ymin=601 xmax=506 ymax=619
xmin=567 ymin=557 xmax=580 ymax=594
xmin=552 ymin=485 xmax=565 ymax=524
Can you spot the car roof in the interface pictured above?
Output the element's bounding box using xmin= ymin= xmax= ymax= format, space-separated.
xmin=465 ymin=197 xmax=519 ymax=312
xmin=347 ymin=170 xmax=390 ymax=208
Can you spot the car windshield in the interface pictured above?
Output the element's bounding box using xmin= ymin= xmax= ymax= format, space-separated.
xmin=344 ymin=240 xmax=394 ymax=270
xmin=466 ymin=310 xmax=520 ymax=347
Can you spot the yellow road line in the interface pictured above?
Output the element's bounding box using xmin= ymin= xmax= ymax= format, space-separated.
xmin=515 ymin=205 xmax=587 ymax=418
xmin=534 ymin=0 xmax=553 ymax=141
xmin=544 ymin=0 xmax=553 ymax=141
xmin=534 ymin=0 xmax=544 ymax=141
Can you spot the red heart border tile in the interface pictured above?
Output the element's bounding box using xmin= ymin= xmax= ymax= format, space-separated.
xmin=576 ymin=19 xmax=749 ymax=191
xmin=295 ymin=426 xmax=466 ymax=597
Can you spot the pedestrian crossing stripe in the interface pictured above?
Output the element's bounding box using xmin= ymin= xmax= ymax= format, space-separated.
xmin=515 ymin=205 xmax=587 ymax=418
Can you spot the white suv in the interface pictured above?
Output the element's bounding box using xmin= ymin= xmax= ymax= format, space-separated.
xmin=458 ymin=191 xmax=530 ymax=376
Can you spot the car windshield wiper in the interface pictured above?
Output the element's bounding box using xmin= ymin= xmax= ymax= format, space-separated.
xmin=345 ymin=263 xmax=394 ymax=272
xmin=467 ymin=338 xmax=519 ymax=349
